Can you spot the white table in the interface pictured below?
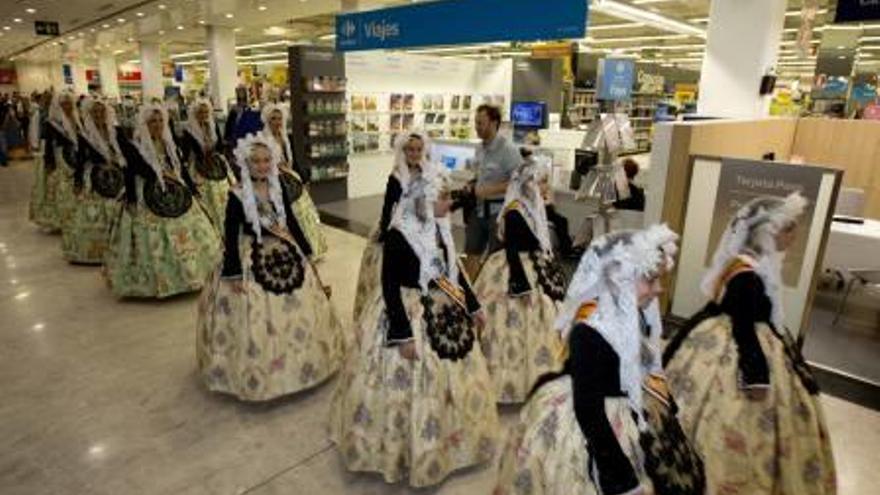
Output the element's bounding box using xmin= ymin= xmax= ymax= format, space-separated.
xmin=822 ymin=218 xmax=880 ymax=271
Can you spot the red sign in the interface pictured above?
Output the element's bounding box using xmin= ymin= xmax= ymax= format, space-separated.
xmin=0 ymin=69 xmax=16 ymax=85
xmin=118 ymin=69 xmax=142 ymax=82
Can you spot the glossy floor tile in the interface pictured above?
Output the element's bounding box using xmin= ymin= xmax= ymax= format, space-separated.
xmin=1 ymin=159 xmax=879 ymax=494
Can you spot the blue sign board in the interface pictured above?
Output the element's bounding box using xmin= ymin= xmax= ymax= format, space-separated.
xmin=835 ymin=0 xmax=880 ymax=23
xmin=598 ymin=58 xmax=635 ymax=101
xmin=336 ymin=0 xmax=587 ymax=52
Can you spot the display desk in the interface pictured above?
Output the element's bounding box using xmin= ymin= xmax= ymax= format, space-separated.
xmin=822 ymin=218 xmax=880 ymax=272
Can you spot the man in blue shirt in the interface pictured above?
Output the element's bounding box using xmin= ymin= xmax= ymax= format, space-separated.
xmin=463 ymin=104 xmax=522 ymax=278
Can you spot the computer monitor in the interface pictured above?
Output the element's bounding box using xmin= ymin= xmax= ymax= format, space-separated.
xmin=511 ymin=101 xmax=547 ymax=128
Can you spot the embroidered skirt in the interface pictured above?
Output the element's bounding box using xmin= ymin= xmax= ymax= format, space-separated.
xmin=103 ymin=180 xmax=221 ymax=298
xmin=665 ymin=316 xmax=836 ymax=495
xmin=330 ymin=287 xmax=500 ymax=487
xmin=473 ymin=250 xmax=564 ymax=404
xmin=28 ymin=151 xmax=62 ymax=232
xmin=61 ymin=166 xmax=122 ymax=264
xmin=196 ymin=234 xmax=344 ymax=401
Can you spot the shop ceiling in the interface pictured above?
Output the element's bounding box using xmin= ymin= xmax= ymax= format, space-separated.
xmin=0 ymin=0 xmax=877 ymax=78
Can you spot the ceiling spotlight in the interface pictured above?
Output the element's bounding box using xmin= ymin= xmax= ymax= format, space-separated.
xmin=176 ymin=25 xmax=184 ymax=30
xmin=258 ymin=5 xmax=268 ymax=11
xmin=3 ymin=26 xmax=11 ymax=31
xmin=225 ymin=13 xmax=234 ymax=19
xmin=234 ymin=27 xmax=242 ymax=32
xmin=117 ymin=18 xmax=126 ymax=23
xmin=26 ymin=8 xmax=37 ymax=14
xmin=159 ymin=30 xmax=165 ymax=35
xmin=198 ymin=20 xmax=206 ymax=25
xmin=13 ymin=18 xmax=22 ymax=23
xmin=158 ymin=4 xmax=167 ymax=9
xmin=90 ymin=28 xmax=96 ymax=32
xmin=136 ymin=12 xmax=144 ymax=17
xmin=102 ymin=23 xmax=110 ymax=28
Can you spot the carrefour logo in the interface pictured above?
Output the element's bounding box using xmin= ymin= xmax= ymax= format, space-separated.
xmin=341 ymin=20 xmax=356 ymax=38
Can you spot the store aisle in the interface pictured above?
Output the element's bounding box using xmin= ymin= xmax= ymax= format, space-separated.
xmin=0 ymin=159 xmax=878 ymax=495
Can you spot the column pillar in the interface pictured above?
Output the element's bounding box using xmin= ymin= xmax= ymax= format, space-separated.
xmin=698 ymin=0 xmax=787 ymax=118
xmin=98 ymin=52 xmax=121 ymax=99
xmin=139 ymin=41 xmax=163 ymax=102
xmin=49 ymin=61 xmax=65 ymax=91
xmin=207 ymin=25 xmax=237 ymax=113
xmin=70 ymin=60 xmax=89 ymax=95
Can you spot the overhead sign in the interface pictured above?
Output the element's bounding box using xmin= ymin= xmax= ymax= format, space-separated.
xmin=597 ymin=58 xmax=635 ymax=101
xmin=34 ymin=21 xmax=60 ymax=36
xmin=531 ymin=42 xmax=573 ymax=59
xmin=336 ymin=0 xmax=588 ymax=52
xmin=835 ymin=0 xmax=880 ymax=23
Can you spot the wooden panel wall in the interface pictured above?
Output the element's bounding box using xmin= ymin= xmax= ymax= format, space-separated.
xmin=688 ymin=118 xmax=798 ymax=161
xmin=792 ymin=118 xmax=880 ymax=219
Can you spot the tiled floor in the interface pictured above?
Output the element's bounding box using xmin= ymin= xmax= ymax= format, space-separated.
xmin=1 ymin=159 xmax=879 ymax=494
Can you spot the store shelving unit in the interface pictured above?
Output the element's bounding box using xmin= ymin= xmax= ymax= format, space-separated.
xmin=289 ymin=46 xmax=349 ymax=203
xmin=628 ymin=92 xmax=661 ymax=153
xmin=569 ymin=88 xmax=599 ymax=128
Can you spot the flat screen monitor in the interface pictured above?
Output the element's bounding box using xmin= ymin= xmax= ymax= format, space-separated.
xmin=512 ymin=101 xmax=546 ymax=128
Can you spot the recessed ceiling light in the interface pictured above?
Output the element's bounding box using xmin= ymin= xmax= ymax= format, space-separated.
xmin=198 ymin=20 xmax=206 ymax=25
xmin=158 ymin=30 xmax=165 ymax=35
xmin=78 ymin=32 xmax=84 ymax=37
xmin=234 ymin=28 xmax=242 ymax=32
xmin=13 ymin=18 xmax=22 ymax=23
xmin=68 ymin=36 xmax=75 ymax=40
xmin=136 ymin=12 xmax=144 ymax=17
xmin=258 ymin=5 xmax=268 ymax=11
xmin=90 ymin=28 xmax=96 ymax=32
xmin=225 ymin=13 xmax=234 ymax=18
xmin=3 ymin=26 xmax=11 ymax=31
xmin=117 ymin=18 xmax=125 ymax=23
xmin=102 ymin=24 xmax=110 ymax=28
xmin=158 ymin=4 xmax=167 ymax=9
xmin=26 ymin=8 xmax=36 ymax=14
xmin=176 ymin=25 xmax=184 ymax=30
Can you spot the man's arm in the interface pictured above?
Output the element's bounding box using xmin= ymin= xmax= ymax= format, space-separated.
xmin=474 ymin=181 xmax=508 ymax=199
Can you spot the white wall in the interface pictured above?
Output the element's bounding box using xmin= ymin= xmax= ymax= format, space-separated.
xmin=14 ymin=61 xmax=60 ymax=93
xmin=345 ymin=52 xmax=513 ymax=198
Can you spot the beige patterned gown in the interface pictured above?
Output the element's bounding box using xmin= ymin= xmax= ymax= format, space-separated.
xmin=330 ymin=286 xmax=501 ymax=487
xmin=196 ymin=226 xmax=344 ymax=402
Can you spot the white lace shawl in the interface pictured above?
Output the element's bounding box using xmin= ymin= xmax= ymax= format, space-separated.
xmin=232 ymin=133 xmax=287 ymax=244
xmin=498 ymin=157 xmax=553 ymax=254
xmin=133 ymin=104 xmax=183 ymax=190
xmin=80 ymin=97 xmax=125 ymax=167
xmin=185 ymin=99 xmax=218 ymax=151
xmin=556 ymin=225 xmax=679 ymax=428
xmin=701 ymin=192 xmax=807 ymax=330
xmin=47 ymin=90 xmax=82 ymax=149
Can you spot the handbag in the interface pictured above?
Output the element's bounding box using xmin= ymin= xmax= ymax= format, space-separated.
xmin=421 ymin=277 xmax=475 ymax=361
xmin=195 ymin=151 xmax=230 ymax=181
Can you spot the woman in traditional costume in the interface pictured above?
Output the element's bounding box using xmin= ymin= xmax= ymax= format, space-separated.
xmin=331 ymin=167 xmax=500 ymax=488
xmin=196 ymin=133 xmax=344 ymax=401
xmin=29 ymin=90 xmax=81 ymax=233
xmin=104 ymin=104 xmax=220 ymax=298
xmin=180 ymin=98 xmax=231 ymax=233
xmin=663 ymin=193 xmax=836 ymax=495
xmin=495 ymin=225 xmax=705 ymax=495
xmin=473 ymin=157 xmax=566 ymax=404
xmin=352 ymin=132 xmax=429 ymax=323
xmin=61 ymin=97 xmax=126 ymax=264
xmin=260 ymin=103 xmax=327 ymax=259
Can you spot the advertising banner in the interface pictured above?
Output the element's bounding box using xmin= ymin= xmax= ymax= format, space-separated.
xmin=705 ymin=158 xmax=823 ymax=287
xmin=597 ymin=58 xmax=635 ymax=101
xmin=336 ymin=0 xmax=587 ymax=51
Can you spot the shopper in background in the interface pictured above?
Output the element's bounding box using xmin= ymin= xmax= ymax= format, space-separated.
xmin=0 ymin=97 xmax=9 ymax=167
xmin=196 ymin=133 xmax=343 ymax=401
xmin=29 ymin=91 xmax=81 ymax=233
xmin=663 ymin=193 xmax=836 ymax=495
xmin=104 ymin=103 xmax=220 ymax=299
xmin=473 ymin=157 xmax=565 ymax=404
xmin=181 ymin=98 xmax=231 ymax=234
xmin=260 ymin=102 xmax=328 ymax=259
xmin=62 ymin=97 xmax=125 ymax=264
xmin=496 ymin=226 xmax=706 ymax=495
xmin=331 ymin=166 xmax=499 ymax=488
xmin=463 ymin=104 xmax=522 ymax=279
xmin=613 ymin=158 xmax=646 ymax=211
xmin=352 ymin=131 xmax=429 ymax=324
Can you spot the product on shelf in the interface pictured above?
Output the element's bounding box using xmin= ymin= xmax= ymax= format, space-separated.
xmin=402 ymin=113 xmax=414 ymax=131
xmin=462 ymin=95 xmax=472 ymax=110
xmin=365 ymin=96 xmax=378 ymax=111
xmin=390 ymin=94 xmax=402 ymax=111
xmin=351 ymin=95 xmax=365 ymax=111
xmin=451 ymin=95 xmax=460 ymax=110
xmin=403 ymin=94 xmax=414 ymax=111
